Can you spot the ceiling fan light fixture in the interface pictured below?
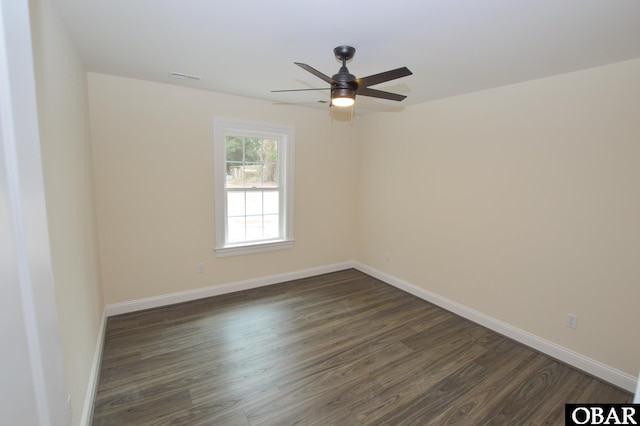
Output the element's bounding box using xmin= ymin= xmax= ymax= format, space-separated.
xmin=331 ymin=87 xmax=355 ymax=107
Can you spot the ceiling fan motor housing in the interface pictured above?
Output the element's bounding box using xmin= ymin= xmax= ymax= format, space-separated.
xmin=332 ymin=71 xmax=357 ymax=87
xmin=332 ymin=86 xmax=355 ymax=99
xmin=331 ymin=71 xmax=357 ymax=102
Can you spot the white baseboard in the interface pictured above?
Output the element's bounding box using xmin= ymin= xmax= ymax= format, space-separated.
xmin=354 ymin=262 xmax=637 ymax=393
xmin=80 ymin=308 xmax=107 ymax=426
xmin=105 ymin=261 xmax=355 ymax=317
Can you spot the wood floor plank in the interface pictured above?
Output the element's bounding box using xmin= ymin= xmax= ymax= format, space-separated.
xmin=480 ymin=363 xmax=574 ymax=425
xmin=92 ymin=389 xmax=192 ymax=425
xmin=91 ymin=269 xmax=631 ymax=425
xmin=154 ymin=406 xmax=252 ymax=426
xmin=428 ymin=346 xmax=538 ymax=425
xmin=375 ymin=361 xmax=490 ymax=425
xmin=94 ymin=363 xmax=227 ymax=417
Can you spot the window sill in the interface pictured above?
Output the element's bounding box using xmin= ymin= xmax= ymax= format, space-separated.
xmin=215 ymin=239 xmax=295 ymax=258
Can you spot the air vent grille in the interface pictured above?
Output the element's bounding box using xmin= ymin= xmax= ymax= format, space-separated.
xmin=169 ymin=71 xmax=203 ymax=81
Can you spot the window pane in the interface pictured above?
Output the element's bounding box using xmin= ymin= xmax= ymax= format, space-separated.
xmin=263 ymin=139 xmax=278 ymax=162
xmin=263 ymin=214 xmax=279 ymax=239
xmin=246 ymin=192 xmax=262 ymax=216
xmin=226 ymin=137 xmax=244 ymax=162
xmin=227 ymin=192 xmax=245 ymax=216
xmin=244 ymin=138 xmax=261 ymax=162
xmin=244 ymin=163 xmax=261 ymax=187
xmin=246 ymin=215 xmax=263 ymax=241
xmin=226 ymin=162 xmax=243 ymax=188
xmin=227 ymin=217 xmax=246 ymax=242
xmin=263 ymin=139 xmax=278 ymax=187
xmin=264 ymin=191 xmax=279 ymax=215
xmin=263 ymin=163 xmax=277 ymax=187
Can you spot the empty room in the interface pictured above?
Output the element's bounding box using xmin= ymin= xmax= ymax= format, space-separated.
xmin=2 ymin=0 xmax=640 ymax=425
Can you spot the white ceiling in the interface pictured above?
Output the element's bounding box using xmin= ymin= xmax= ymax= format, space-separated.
xmin=52 ymin=0 xmax=640 ymax=113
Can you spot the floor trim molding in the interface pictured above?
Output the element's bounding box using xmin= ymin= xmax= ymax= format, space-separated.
xmin=80 ymin=308 xmax=107 ymax=426
xmin=354 ymin=262 xmax=636 ymax=393
xmin=105 ymin=262 xmax=355 ymax=317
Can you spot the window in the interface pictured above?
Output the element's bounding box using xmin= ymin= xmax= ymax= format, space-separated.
xmin=214 ymin=117 xmax=294 ymax=257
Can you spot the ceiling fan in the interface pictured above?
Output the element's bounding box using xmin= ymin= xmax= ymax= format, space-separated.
xmin=273 ymin=45 xmax=412 ymax=108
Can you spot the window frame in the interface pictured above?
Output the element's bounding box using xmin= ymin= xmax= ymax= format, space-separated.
xmin=213 ymin=117 xmax=294 ymax=257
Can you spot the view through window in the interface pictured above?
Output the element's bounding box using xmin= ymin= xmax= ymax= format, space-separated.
xmin=225 ymin=136 xmax=279 ymax=243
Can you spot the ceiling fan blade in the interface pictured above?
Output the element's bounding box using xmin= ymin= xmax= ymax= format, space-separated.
xmin=356 ymin=87 xmax=407 ymax=101
xmin=271 ymin=88 xmax=331 ymax=92
xmin=356 ymin=67 xmax=412 ymax=88
xmin=295 ymin=62 xmax=336 ymax=85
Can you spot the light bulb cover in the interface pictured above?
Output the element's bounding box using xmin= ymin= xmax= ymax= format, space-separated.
xmin=331 ymin=87 xmax=355 ymax=107
xmin=332 ymin=97 xmax=355 ymax=107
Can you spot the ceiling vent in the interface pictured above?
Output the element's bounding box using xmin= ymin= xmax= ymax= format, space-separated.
xmin=169 ymin=71 xmax=203 ymax=81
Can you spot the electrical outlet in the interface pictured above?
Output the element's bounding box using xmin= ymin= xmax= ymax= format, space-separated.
xmin=384 ymin=252 xmax=391 ymax=263
xmin=197 ymin=263 xmax=205 ymax=274
xmin=566 ymin=313 xmax=578 ymax=329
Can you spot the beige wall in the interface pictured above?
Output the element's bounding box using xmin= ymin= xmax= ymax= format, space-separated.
xmin=30 ymin=0 xmax=104 ymax=423
xmin=356 ymin=59 xmax=640 ymax=377
xmin=87 ymin=73 xmax=357 ymax=304
xmin=89 ymin=61 xmax=640 ymax=379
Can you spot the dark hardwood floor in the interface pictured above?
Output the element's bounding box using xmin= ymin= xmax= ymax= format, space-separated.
xmin=91 ymin=269 xmax=631 ymax=425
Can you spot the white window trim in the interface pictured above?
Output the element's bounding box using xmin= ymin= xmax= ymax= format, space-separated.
xmin=213 ymin=117 xmax=294 ymax=257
